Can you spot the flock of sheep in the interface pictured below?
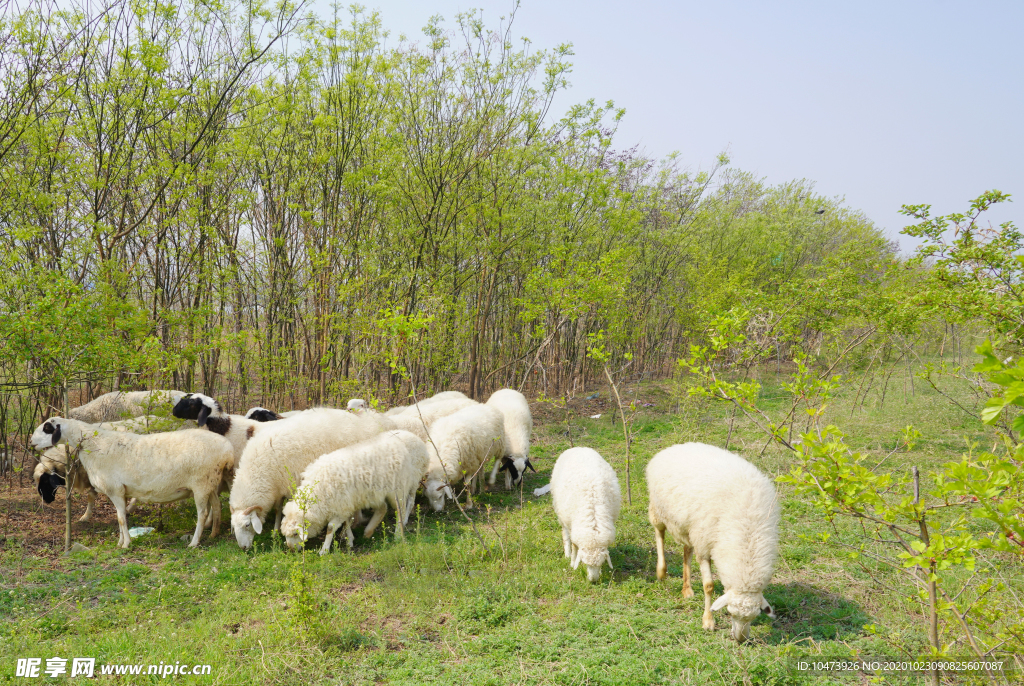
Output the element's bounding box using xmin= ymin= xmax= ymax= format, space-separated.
xmin=28 ymin=387 xmax=780 ymax=643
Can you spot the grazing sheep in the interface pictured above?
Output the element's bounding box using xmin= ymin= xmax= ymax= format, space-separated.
xmin=485 ymin=388 xmax=535 ymax=489
xmin=422 ymin=404 xmax=505 ymax=511
xmin=281 ymin=430 xmax=429 ymax=554
xmin=646 ymin=443 xmax=780 ymax=643
xmin=550 ymin=447 xmax=621 ymax=582
xmin=69 ymin=390 xmax=187 ymax=423
xmin=228 ymin=408 xmax=390 ymax=549
xmin=29 ymin=418 xmax=233 ymax=548
xmin=245 ymin=407 xmax=283 ymax=422
xmin=34 ymin=454 xmax=98 ymax=521
xmin=346 ymin=399 xmax=367 ymax=411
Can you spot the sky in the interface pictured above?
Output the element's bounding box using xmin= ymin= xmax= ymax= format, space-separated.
xmin=312 ymin=0 xmax=1023 ymax=252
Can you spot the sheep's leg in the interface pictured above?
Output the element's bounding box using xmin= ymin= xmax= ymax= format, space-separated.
xmin=403 ymin=491 xmax=416 ymax=526
xmin=344 ymin=520 xmax=355 ymax=549
xmin=699 ymin=558 xmax=715 ymax=631
xmin=488 ymin=458 xmax=500 ymax=486
xmin=110 ymin=494 xmax=131 ymax=550
xmin=320 ymin=518 xmax=342 ymax=556
xmin=208 ymin=493 xmax=221 ymax=538
xmin=561 ymin=527 xmax=572 ymax=559
xmin=392 ymin=493 xmax=405 ymax=539
xmin=654 ymin=523 xmax=668 ymax=581
xmin=363 ymin=505 xmax=388 ymax=539
xmin=505 ymin=469 xmax=513 ymax=491
xmin=203 ymin=492 xmax=219 ymax=530
xmin=189 ymin=494 xmax=208 ymax=548
xmin=79 ymin=489 xmax=96 ymax=523
xmin=273 ymin=497 xmax=284 ymax=531
xmin=681 ymin=545 xmax=694 ymax=598
xmin=464 ymin=480 xmax=475 ymax=510
xmin=126 ymin=498 xmax=138 ymax=515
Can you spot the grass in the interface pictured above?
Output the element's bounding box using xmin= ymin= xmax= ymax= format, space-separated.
xmin=0 ymin=361 xmax=1020 ymax=684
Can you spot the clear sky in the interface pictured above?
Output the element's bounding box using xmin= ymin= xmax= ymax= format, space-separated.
xmin=317 ymin=0 xmax=1023 ymax=252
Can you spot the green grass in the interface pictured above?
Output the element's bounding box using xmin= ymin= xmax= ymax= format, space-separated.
xmin=1 ymin=364 xmax=1019 ymax=684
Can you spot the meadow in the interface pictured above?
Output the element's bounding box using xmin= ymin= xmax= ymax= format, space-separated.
xmin=1 ymin=359 xmax=1014 ymax=685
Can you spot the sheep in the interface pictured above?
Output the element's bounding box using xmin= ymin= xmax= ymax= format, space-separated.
xmin=280 ymin=430 xmax=428 ymax=554
xmin=383 ymin=390 xmax=469 ymax=417
xmin=386 ymin=396 xmax=477 ymax=442
xmin=646 ymin=443 xmax=780 ymax=643
xmin=485 ymin=388 xmax=535 ymax=489
xmin=245 ymin=407 xmax=283 ymax=422
xmin=550 ymin=447 xmax=621 ymax=582
xmin=32 ymin=415 xmax=180 ymax=520
xmin=68 ymin=390 xmax=187 ymax=423
xmin=34 ymin=454 xmax=98 ymax=521
xmin=422 ymin=404 xmax=505 ymax=511
xmin=172 ymin=393 xmax=272 ymax=473
xmin=346 ymin=399 xmax=367 ymax=411
xmin=29 ymin=417 xmax=233 ymax=548
xmin=228 ymin=408 xmax=392 ymax=549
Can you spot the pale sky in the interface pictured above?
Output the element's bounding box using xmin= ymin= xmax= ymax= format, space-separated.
xmin=319 ymin=0 xmax=1023 ymax=252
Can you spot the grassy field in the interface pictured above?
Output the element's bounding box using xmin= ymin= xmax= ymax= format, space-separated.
xmin=0 ymin=365 xmax=1019 ymax=685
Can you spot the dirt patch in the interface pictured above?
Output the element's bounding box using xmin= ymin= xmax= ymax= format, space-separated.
xmin=0 ymin=481 xmax=180 ymax=561
xmin=359 ymin=613 xmax=414 ymax=651
xmin=336 ymin=582 xmax=362 ymax=598
xmin=0 ymin=481 xmax=118 ymax=559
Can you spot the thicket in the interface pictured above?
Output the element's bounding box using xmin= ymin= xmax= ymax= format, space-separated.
xmin=0 ymin=0 xmax=891 ymax=435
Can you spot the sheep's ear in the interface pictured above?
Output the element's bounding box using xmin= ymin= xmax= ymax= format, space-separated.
xmin=197 ymin=404 xmax=212 ymax=427
xmin=711 ymin=592 xmax=731 ymax=612
xmin=43 ymin=420 xmax=62 ymax=446
xmin=525 ymin=458 xmax=537 ymax=473
xmin=498 ymin=457 xmax=513 ymax=472
xmin=761 ymin=595 xmax=776 ymax=619
xmin=571 ymin=548 xmax=581 ymax=569
xmin=605 ymin=551 xmax=613 ymax=570
xmin=250 ymin=512 xmax=263 ymax=534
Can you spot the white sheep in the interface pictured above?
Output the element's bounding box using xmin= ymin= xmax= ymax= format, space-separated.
xmin=68 ymin=390 xmax=187 ymax=423
xmin=550 ymin=447 xmax=621 ymax=582
xmin=422 ymin=404 xmax=505 ymax=511
xmin=646 ymin=443 xmax=780 ymax=643
xmin=386 ymin=395 xmax=477 ymax=442
xmin=29 ymin=417 xmax=234 ymax=548
xmin=280 ymin=429 xmax=429 ymax=554
xmin=32 ymin=415 xmax=183 ymax=520
xmin=485 ymin=388 xmax=535 ymax=489
xmin=228 ymin=408 xmax=390 ymax=548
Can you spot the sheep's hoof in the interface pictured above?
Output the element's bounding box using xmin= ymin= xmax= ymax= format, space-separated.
xmin=682 ymin=586 xmax=694 ymax=598
xmin=702 ymin=613 xmax=715 ymax=631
